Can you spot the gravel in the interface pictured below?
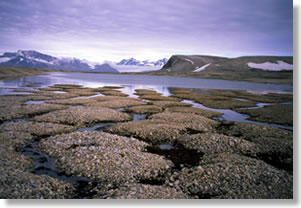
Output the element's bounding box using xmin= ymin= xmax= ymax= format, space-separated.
xmin=165 ymin=106 xmax=222 ymax=118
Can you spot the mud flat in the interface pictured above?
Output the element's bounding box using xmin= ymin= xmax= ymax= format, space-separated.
xmin=0 ymin=84 xmax=293 ymax=199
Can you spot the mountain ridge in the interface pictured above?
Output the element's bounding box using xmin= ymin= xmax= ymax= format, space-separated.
xmin=116 ymin=57 xmax=168 ymax=67
xmin=0 ymin=50 xmax=119 ymax=73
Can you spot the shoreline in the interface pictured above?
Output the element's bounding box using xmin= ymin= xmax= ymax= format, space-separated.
xmin=0 ymin=66 xmax=67 ymax=80
xmin=0 ymin=66 xmax=293 ymax=85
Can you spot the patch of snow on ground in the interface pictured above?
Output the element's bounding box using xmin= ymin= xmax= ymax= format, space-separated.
xmin=247 ymin=60 xmax=293 ymax=71
xmin=0 ymin=57 xmax=11 ymax=63
xmin=184 ymin=58 xmax=195 ymax=65
xmin=193 ymin=63 xmax=211 ymax=72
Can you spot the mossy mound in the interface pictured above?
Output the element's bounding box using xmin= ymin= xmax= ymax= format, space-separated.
xmin=171 ymin=88 xmax=258 ymax=109
xmin=138 ymin=94 xmax=180 ymax=101
xmin=0 ymin=103 xmax=68 ymax=122
xmin=172 ymin=153 xmax=293 ymax=199
xmin=39 ymin=131 xmax=173 ymax=185
xmin=47 ymin=98 xmax=99 ymax=106
xmin=177 ymin=133 xmax=258 ymax=157
xmin=98 ymin=90 xmax=128 ymax=97
xmin=32 ymin=107 xmax=132 ymax=128
xmin=126 ymin=105 xmax=163 ymax=114
xmin=86 ymin=98 xmax=146 ymax=109
xmin=0 ymin=140 xmax=75 ymax=199
xmin=215 ymin=121 xmax=293 ymax=171
xmin=104 ymin=183 xmax=189 ymax=199
xmin=236 ymin=104 xmax=293 ymax=126
xmin=165 ymin=106 xmax=222 ymax=118
xmin=134 ymin=89 xmax=162 ymax=96
xmin=149 ymin=112 xmax=217 ymax=131
xmin=0 ymin=121 xmax=76 ymax=137
xmin=148 ymin=101 xmax=192 ymax=108
xmin=106 ymin=112 xmax=216 ymax=145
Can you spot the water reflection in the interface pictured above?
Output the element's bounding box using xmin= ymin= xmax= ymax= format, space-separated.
xmin=0 ymin=72 xmax=292 ymax=96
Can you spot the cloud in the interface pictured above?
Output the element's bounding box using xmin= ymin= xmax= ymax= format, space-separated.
xmin=0 ymin=0 xmax=293 ymax=61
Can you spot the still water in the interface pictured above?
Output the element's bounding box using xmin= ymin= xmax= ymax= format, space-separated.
xmin=0 ymin=72 xmax=292 ymax=96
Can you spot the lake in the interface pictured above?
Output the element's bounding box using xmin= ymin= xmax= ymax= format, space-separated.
xmin=0 ymin=72 xmax=293 ymax=96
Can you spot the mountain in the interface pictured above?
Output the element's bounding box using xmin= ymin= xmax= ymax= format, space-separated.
xmin=153 ymin=54 xmax=293 ymax=84
xmin=160 ymin=55 xmax=293 ymax=73
xmin=116 ymin=58 xmax=168 ymax=67
xmin=0 ymin=50 xmax=119 ymax=73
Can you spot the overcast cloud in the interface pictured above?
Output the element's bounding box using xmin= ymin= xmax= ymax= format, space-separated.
xmin=0 ymin=0 xmax=293 ymax=62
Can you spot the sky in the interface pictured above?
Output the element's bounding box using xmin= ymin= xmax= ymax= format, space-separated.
xmin=0 ymin=0 xmax=293 ymax=62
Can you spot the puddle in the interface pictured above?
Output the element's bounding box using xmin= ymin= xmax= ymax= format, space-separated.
xmin=116 ymin=108 xmax=126 ymax=112
xmin=21 ymin=140 xmax=98 ymax=199
xmin=2 ymin=118 xmax=27 ymax=125
xmin=72 ymin=93 xmax=104 ymax=99
xmin=238 ymin=101 xmax=292 ymax=110
xmin=235 ymin=98 xmax=249 ymax=102
xmin=25 ymin=100 xmax=46 ymax=105
xmin=132 ymin=113 xmax=147 ymax=121
xmin=159 ymin=144 xmax=173 ymax=150
xmin=69 ymin=105 xmax=84 ymax=109
xmin=75 ymin=122 xmax=116 ymax=132
xmin=53 ymin=91 xmax=66 ymax=94
xmin=238 ymin=103 xmax=273 ymax=110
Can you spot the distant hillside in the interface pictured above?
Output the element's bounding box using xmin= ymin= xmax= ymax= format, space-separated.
xmin=153 ymin=55 xmax=293 ymax=84
xmin=161 ymin=55 xmax=228 ymax=72
xmin=160 ymin=55 xmax=293 ymax=73
xmin=0 ymin=50 xmax=119 ymax=73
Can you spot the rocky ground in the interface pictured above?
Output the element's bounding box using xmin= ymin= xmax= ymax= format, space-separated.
xmin=0 ymin=84 xmax=293 ymax=199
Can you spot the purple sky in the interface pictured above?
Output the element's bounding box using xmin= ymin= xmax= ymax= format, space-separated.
xmin=0 ymin=0 xmax=293 ymax=62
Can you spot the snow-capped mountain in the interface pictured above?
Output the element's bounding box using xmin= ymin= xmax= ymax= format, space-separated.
xmin=0 ymin=50 xmax=119 ymax=73
xmin=116 ymin=58 xmax=168 ymax=67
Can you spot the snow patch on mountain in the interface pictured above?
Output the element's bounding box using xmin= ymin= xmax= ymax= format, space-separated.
xmin=247 ymin=61 xmax=293 ymax=71
xmin=0 ymin=50 xmax=118 ymax=73
xmin=184 ymin=58 xmax=195 ymax=65
xmin=0 ymin=57 xmax=11 ymax=63
xmin=116 ymin=58 xmax=168 ymax=67
xmin=193 ymin=63 xmax=211 ymax=72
